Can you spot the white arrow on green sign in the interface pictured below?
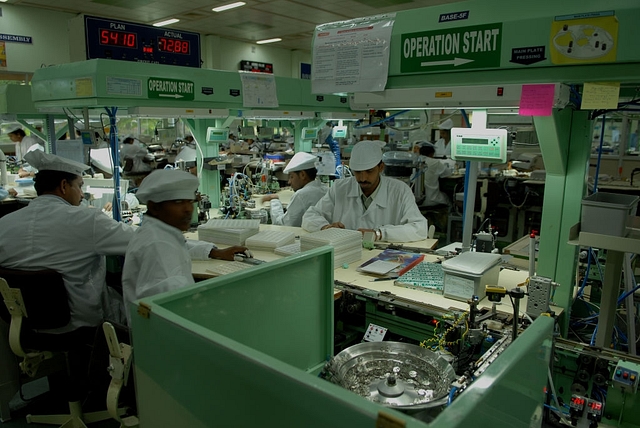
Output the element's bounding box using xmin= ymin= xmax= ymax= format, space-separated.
xmin=148 ymin=77 xmax=195 ymax=101
xmin=401 ymin=23 xmax=502 ymax=73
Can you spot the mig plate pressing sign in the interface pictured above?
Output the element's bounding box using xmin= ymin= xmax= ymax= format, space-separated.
xmin=312 ymin=13 xmax=395 ymax=94
xmin=148 ymin=78 xmax=195 ymax=101
xmin=401 ymin=23 xmax=502 ymax=73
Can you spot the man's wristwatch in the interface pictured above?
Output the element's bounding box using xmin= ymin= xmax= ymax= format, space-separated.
xmin=375 ymin=229 xmax=382 ymax=241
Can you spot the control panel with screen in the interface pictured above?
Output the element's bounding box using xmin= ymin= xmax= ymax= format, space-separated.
xmin=85 ymin=16 xmax=201 ymax=68
xmin=451 ymin=128 xmax=507 ymax=163
xmin=302 ymin=127 xmax=319 ymax=140
xmin=206 ymin=127 xmax=229 ymax=144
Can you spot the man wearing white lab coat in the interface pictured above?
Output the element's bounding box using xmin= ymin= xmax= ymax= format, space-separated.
xmin=0 ymin=150 xmax=135 ymax=332
xmin=261 ymin=152 xmax=328 ymax=227
xmin=419 ymin=143 xmax=453 ymax=206
xmin=122 ymin=169 xmax=247 ymax=325
xmin=302 ymin=140 xmax=428 ymax=243
xmin=434 ymin=118 xmax=454 ymax=158
xmin=7 ymin=125 xmax=42 ymax=162
xmin=120 ymin=135 xmax=153 ymax=174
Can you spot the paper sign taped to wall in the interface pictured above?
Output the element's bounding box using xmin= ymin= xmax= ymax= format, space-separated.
xmin=581 ymin=82 xmax=620 ymax=110
xmin=519 ymin=84 xmax=555 ymax=116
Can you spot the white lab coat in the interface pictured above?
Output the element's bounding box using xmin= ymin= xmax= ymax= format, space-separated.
xmin=422 ymin=157 xmax=452 ymax=206
xmin=302 ymin=176 xmax=428 ymax=243
xmin=16 ymin=135 xmax=42 ymax=161
xmin=122 ymin=216 xmax=214 ymax=325
xmin=0 ymin=195 xmax=135 ymax=331
xmin=0 ymin=188 xmax=8 ymax=200
xmin=270 ymin=180 xmax=327 ymax=227
xmin=434 ymin=138 xmax=451 ymax=158
xmin=120 ymin=142 xmax=152 ymax=173
xmin=21 ymin=144 xmax=45 ymax=174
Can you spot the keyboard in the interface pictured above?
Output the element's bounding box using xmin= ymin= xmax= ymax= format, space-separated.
xmin=206 ymin=261 xmax=253 ymax=276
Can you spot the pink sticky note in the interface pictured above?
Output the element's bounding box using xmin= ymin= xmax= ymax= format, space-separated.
xmin=519 ymin=84 xmax=555 ymax=116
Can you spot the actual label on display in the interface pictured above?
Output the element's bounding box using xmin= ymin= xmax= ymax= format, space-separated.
xmin=106 ymin=76 xmax=142 ymax=96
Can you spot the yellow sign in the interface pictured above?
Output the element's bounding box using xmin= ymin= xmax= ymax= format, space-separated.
xmin=580 ymin=82 xmax=620 ymax=110
xmin=435 ymin=92 xmax=453 ymax=98
xmin=0 ymin=41 xmax=6 ymax=70
xmin=75 ymin=78 xmax=94 ymax=97
xmin=550 ymin=15 xmax=618 ymax=64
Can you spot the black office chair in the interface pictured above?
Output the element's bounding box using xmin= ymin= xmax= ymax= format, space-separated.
xmin=0 ymin=267 xmax=112 ymax=427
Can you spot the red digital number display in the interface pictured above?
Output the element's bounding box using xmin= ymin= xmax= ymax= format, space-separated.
xmin=571 ymin=397 xmax=585 ymax=405
xmin=99 ymin=29 xmax=137 ymax=48
xmin=158 ymin=37 xmax=190 ymax=54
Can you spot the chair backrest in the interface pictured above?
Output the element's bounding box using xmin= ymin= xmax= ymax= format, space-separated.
xmin=0 ymin=267 xmax=70 ymax=330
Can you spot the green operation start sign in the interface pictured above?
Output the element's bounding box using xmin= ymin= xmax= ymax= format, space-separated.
xmin=401 ymin=23 xmax=502 ymax=73
xmin=148 ymin=77 xmax=195 ymax=100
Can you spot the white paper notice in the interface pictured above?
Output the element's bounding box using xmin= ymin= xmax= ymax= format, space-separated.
xmin=312 ymin=14 xmax=395 ymax=95
xmin=239 ymin=71 xmax=279 ymax=108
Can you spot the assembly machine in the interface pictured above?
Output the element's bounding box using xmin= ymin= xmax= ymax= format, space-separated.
xmin=337 ymin=0 xmax=640 ymax=426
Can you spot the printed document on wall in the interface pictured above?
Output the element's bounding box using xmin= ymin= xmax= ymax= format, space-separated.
xmin=312 ymin=14 xmax=395 ymax=94
xmin=239 ymin=71 xmax=279 ymax=108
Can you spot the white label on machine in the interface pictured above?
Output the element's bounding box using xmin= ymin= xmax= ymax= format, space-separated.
xmin=450 ymin=127 xmax=507 ymax=163
xmin=364 ymin=323 xmax=388 ymax=342
xmin=444 ymin=275 xmax=475 ymax=300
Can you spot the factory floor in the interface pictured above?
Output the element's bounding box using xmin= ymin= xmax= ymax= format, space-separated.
xmin=1 ymin=378 xmax=118 ymax=427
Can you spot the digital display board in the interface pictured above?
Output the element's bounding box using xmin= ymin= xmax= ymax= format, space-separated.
xmin=85 ymin=16 xmax=201 ymax=68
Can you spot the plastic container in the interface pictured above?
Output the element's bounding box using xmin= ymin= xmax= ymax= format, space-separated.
xmin=581 ymin=192 xmax=639 ymax=237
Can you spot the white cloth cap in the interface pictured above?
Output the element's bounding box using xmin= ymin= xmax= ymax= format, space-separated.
xmin=349 ymin=140 xmax=385 ymax=171
xmin=6 ymin=124 xmax=22 ymax=134
xmin=438 ymin=119 xmax=454 ymax=130
xmin=136 ymin=169 xmax=199 ymax=204
xmin=283 ymin=152 xmax=317 ymax=173
xmin=24 ymin=150 xmax=89 ymax=176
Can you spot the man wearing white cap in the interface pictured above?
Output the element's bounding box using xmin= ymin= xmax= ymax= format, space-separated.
xmin=302 ymin=141 xmax=428 ymax=243
xmin=0 ymin=150 xmax=136 ymax=332
xmin=434 ymin=118 xmax=454 ymax=158
xmin=6 ymin=124 xmax=44 ymax=167
xmin=261 ymin=152 xmax=328 ymax=227
xmin=122 ymin=169 xmax=247 ymax=324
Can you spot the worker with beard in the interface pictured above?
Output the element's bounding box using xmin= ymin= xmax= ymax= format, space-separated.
xmin=302 ymin=140 xmax=428 ymax=243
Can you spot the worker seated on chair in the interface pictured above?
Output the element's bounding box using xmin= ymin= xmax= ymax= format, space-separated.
xmin=419 ymin=143 xmax=453 ymax=207
xmin=0 ymin=150 xmax=135 ymax=332
xmin=260 ymin=152 xmax=327 ymax=227
xmin=302 ymin=140 xmax=428 ymax=243
xmin=122 ymin=169 xmax=247 ymax=325
xmin=120 ymin=135 xmax=154 ymax=175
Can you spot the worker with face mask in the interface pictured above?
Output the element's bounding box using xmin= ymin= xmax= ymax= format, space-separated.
xmin=261 ymin=152 xmax=328 ymax=227
xmin=434 ymin=119 xmax=454 ymax=158
xmin=302 ymin=140 xmax=428 ymax=243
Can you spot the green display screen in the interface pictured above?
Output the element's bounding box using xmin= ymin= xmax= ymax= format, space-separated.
xmin=462 ymin=137 xmax=489 ymax=145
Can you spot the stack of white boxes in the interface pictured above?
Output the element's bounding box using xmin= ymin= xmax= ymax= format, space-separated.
xmin=300 ymin=229 xmax=362 ymax=266
xmin=197 ymin=219 xmax=260 ymax=246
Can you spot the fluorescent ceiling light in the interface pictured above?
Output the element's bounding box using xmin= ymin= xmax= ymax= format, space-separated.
xmin=212 ymin=2 xmax=246 ymax=12
xmin=256 ymin=38 xmax=282 ymax=45
xmin=153 ymin=18 xmax=180 ymax=27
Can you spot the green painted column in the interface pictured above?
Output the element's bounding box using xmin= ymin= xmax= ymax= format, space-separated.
xmin=184 ymin=119 xmax=223 ymax=208
xmin=535 ymin=109 xmax=591 ymax=334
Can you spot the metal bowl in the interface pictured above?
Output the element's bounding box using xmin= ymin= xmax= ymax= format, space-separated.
xmin=324 ymin=342 xmax=455 ymax=410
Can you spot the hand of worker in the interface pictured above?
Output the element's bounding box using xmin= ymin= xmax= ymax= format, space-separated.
xmin=261 ymin=194 xmax=279 ymax=203
xmin=8 ymin=188 xmax=17 ymax=197
xmin=103 ymin=202 xmax=113 ymax=212
xmin=321 ymin=222 xmax=345 ymax=230
xmin=209 ymin=246 xmax=249 ymax=261
xmin=18 ymin=168 xmax=33 ymax=178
